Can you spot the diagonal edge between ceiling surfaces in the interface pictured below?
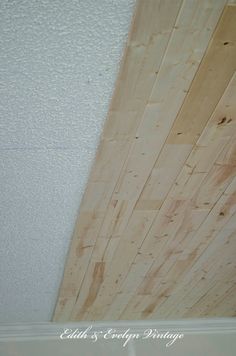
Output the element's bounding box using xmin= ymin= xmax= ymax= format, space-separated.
xmin=53 ymin=1 xmax=235 ymax=322
xmin=69 ymin=2 xmax=232 ymax=322
xmin=53 ymin=0 xmax=184 ymax=321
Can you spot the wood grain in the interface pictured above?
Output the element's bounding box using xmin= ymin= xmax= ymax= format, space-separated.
xmin=54 ymin=1 xmax=236 ymax=321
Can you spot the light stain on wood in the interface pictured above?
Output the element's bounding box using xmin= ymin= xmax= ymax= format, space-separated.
xmin=54 ymin=1 xmax=236 ymax=321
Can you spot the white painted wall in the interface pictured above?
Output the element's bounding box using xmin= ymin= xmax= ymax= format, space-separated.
xmin=1 ymin=335 xmax=235 ymax=356
xmin=0 ymin=0 xmax=135 ymax=322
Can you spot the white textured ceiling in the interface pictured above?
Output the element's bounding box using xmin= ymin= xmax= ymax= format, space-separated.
xmin=0 ymin=0 xmax=135 ymax=323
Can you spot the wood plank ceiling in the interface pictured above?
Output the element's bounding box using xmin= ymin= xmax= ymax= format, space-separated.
xmin=54 ymin=0 xmax=236 ymax=321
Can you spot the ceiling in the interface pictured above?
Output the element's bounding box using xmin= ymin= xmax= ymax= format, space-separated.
xmin=0 ymin=0 xmax=135 ymax=322
xmin=54 ymin=0 xmax=236 ymax=321
xmin=1 ymin=0 xmax=236 ymax=324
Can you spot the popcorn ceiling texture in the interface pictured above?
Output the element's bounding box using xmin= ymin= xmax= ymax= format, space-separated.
xmin=0 ymin=0 xmax=135 ymax=322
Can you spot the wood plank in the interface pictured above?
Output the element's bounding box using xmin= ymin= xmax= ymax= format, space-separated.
xmin=71 ymin=209 xmax=156 ymax=320
xmin=53 ymin=0 xmax=183 ymax=321
xmin=122 ymin=204 xmax=236 ymax=319
xmin=87 ymin=70 xmax=236 ymax=320
xmin=112 ymin=72 xmax=236 ymax=315
xmin=166 ymin=226 xmax=236 ymax=318
xmin=147 ymin=181 xmax=236 ymax=319
xmin=207 ymin=285 xmax=236 ymax=316
xmin=138 ymin=4 xmax=236 ymax=207
xmin=99 ymin=0 xmax=229 ymax=238
xmin=167 ymin=6 xmax=236 ymax=145
xmin=76 ymin=2 xmax=232 ymax=321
